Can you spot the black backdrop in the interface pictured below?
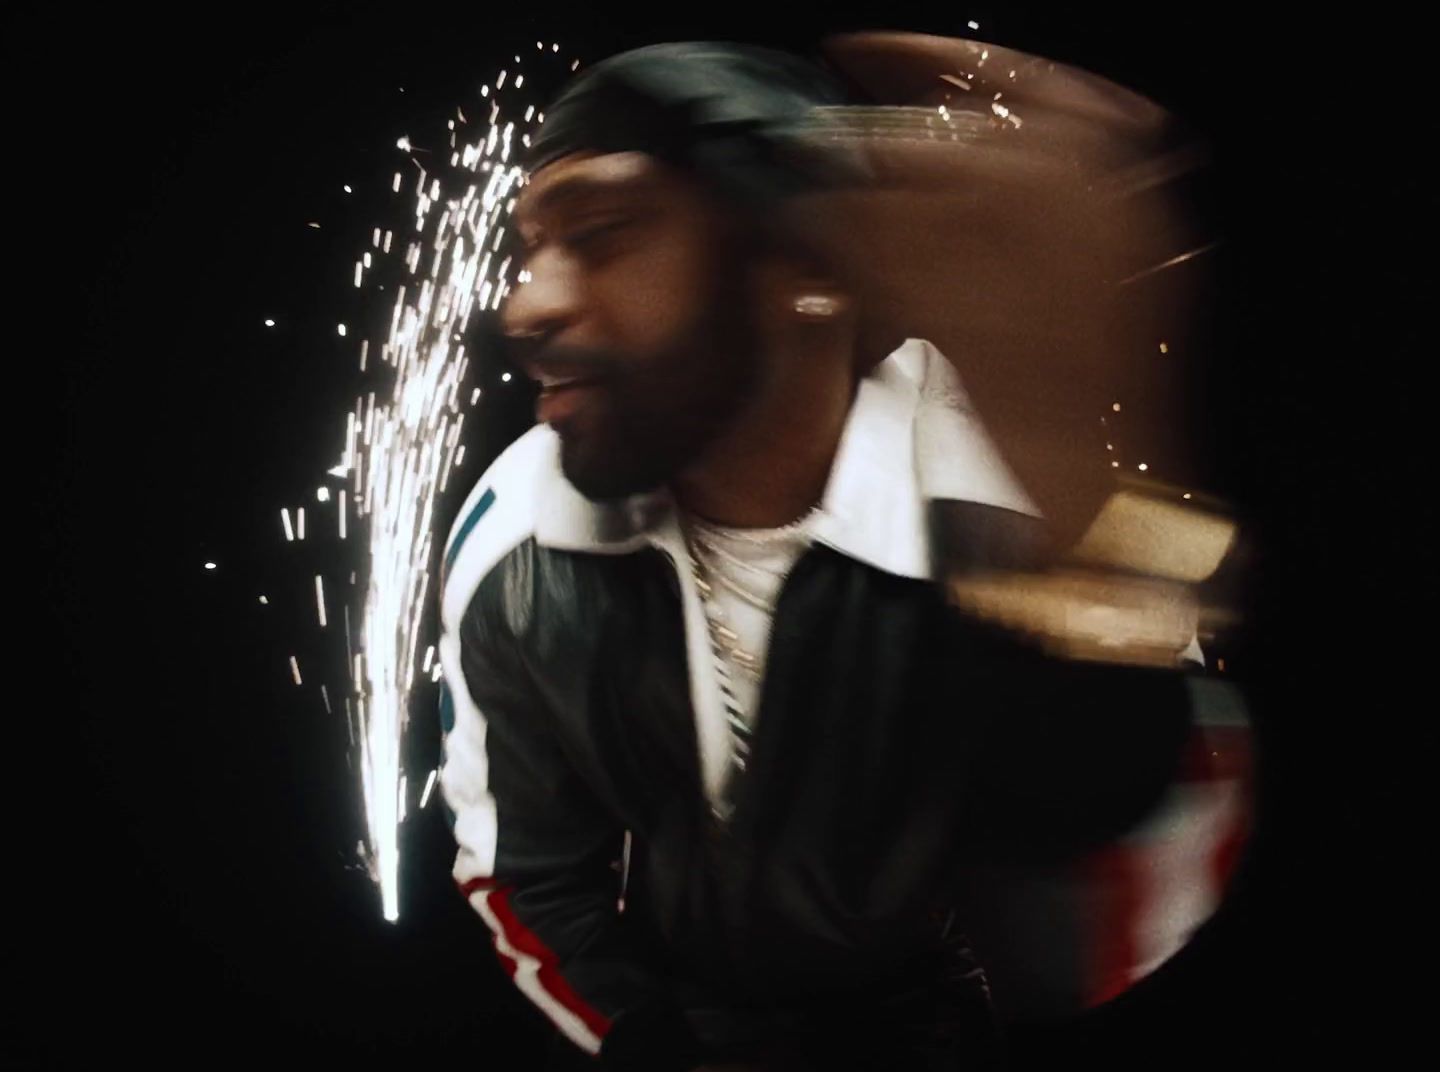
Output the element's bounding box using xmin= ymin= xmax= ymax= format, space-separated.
xmin=23 ymin=1 xmax=1420 ymax=1065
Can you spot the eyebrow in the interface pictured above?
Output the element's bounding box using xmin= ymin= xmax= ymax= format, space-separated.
xmin=519 ymin=161 xmax=661 ymax=224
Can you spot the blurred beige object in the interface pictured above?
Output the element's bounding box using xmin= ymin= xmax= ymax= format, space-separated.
xmin=1070 ymin=487 xmax=1237 ymax=582
xmin=791 ymin=32 xmax=1212 ymax=548
xmin=947 ymin=569 xmax=1200 ymax=668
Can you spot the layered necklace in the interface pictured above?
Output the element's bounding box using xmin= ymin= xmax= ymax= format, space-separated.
xmin=680 ymin=506 xmax=818 ymax=812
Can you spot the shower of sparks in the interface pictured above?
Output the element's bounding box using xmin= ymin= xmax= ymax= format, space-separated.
xmin=294 ymin=53 xmax=554 ymax=923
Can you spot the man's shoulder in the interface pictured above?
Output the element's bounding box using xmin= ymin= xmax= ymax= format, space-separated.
xmin=440 ymin=424 xmax=558 ymax=631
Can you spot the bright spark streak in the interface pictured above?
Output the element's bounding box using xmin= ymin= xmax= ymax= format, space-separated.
xmin=1117 ymin=241 xmax=1222 ymax=286
xmin=281 ymin=508 xmax=295 ymax=542
xmin=264 ymin=318 xmax=275 ymax=327
xmin=290 ymin=656 xmax=303 ymax=686
xmin=316 ymin=574 xmax=328 ymax=628
xmin=297 ymin=507 xmax=306 ymax=541
xmin=420 ymin=769 xmax=438 ymax=808
xmin=338 ymin=323 xmax=348 ymax=337
xmin=334 ymin=65 xmax=532 ymax=923
xmin=204 ymin=562 xmax=216 ymax=570
xmin=968 ymin=19 xmax=979 ymax=29
xmin=321 ymin=685 xmax=332 ymax=713
xmin=344 ymin=185 xmax=353 ymax=193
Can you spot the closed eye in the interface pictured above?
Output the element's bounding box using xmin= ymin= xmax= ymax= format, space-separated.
xmin=566 ymin=216 xmax=639 ymax=253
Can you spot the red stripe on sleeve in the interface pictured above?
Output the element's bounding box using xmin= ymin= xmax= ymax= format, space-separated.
xmin=1085 ymin=845 xmax=1144 ymax=1007
xmin=485 ymin=887 xmax=615 ymax=1040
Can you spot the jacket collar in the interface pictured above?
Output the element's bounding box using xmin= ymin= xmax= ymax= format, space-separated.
xmin=534 ymin=338 xmax=1039 ymax=581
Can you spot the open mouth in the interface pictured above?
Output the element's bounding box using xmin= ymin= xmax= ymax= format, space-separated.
xmin=534 ymin=373 xmax=608 ymax=426
xmin=535 ymin=372 xmax=603 ymax=393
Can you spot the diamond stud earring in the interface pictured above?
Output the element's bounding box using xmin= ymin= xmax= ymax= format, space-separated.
xmin=793 ymin=294 xmax=840 ymax=319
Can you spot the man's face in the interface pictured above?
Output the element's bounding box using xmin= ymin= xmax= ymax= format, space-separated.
xmin=501 ymin=152 xmax=764 ymax=501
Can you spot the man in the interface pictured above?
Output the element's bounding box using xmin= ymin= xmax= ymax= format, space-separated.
xmin=438 ymin=43 xmax=1202 ymax=1071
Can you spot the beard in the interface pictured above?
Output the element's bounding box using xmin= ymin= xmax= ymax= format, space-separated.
xmin=552 ymin=280 xmax=762 ymax=503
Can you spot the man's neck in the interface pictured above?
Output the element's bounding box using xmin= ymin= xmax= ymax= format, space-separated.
xmin=671 ymin=358 xmax=859 ymax=529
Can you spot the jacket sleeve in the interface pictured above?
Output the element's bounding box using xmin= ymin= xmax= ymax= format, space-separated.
xmin=927 ymin=499 xmax=1200 ymax=858
xmin=947 ymin=622 xmax=1196 ymax=860
xmin=438 ymin=589 xmax=705 ymax=1071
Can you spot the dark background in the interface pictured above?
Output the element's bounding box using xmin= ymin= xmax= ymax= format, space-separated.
xmin=22 ymin=1 xmax=1419 ymax=1065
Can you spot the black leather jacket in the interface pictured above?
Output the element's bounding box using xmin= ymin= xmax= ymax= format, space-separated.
xmin=437 ymin=343 xmax=1197 ymax=1070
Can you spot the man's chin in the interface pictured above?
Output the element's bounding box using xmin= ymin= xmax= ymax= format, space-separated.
xmin=559 ymin=441 xmax=665 ymax=503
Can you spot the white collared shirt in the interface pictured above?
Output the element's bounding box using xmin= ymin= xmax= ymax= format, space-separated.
xmin=521 ymin=337 xmax=1039 ymax=807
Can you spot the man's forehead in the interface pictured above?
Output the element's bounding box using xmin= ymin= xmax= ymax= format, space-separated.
xmin=516 ymin=151 xmax=662 ymax=218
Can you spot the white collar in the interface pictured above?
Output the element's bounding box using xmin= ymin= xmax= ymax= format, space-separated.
xmin=534 ymin=338 xmax=1038 ymax=581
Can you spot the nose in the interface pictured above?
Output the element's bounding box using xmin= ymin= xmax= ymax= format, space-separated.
xmin=499 ymin=246 xmax=581 ymax=343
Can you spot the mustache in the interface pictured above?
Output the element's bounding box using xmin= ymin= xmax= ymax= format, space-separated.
xmin=507 ymin=339 xmax=623 ymax=384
